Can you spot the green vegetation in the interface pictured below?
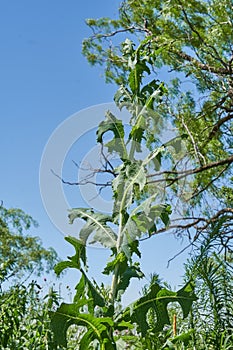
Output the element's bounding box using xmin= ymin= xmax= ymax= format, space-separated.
xmin=0 ymin=205 xmax=57 ymax=284
xmin=1 ymin=0 xmax=233 ymax=348
xmin=0 ymin=204 xmax=59 ymax=348
xmin=0 ymin=281 xmax=59 ymax=349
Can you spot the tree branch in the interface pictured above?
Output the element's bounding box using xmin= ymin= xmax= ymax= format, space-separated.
xmin=147 ymin=155 xmax=233 ymax=184
xmin=208 ymin=113 xmax=233 ymax=139
xmin=89 ymin=25 xmax=149 ymax=40
xmin=173 ymin=50 xmax=230 ymax=76
xmin=140 ymin=208 xmax=233 ymax=242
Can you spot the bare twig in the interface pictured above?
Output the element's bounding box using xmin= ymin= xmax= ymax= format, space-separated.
xmin=50 ymin=169 xmax=112 ymax=187
xmin=167 ymin=242 xmax=195 ymax=268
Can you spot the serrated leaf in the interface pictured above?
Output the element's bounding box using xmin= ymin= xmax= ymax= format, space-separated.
xmin=128 ymin=239 xmax=141 ymax=258
xmin=96 ymin=111 xmax=128 ymax=160
xmin=73 ymin=274 xmax=86 ymax=302
xmin=113 ymin=161 xmax=147 ymax=217
xmin=131 ymin=212 xmax=157 ymax=234
xmin=129 ymin=84 xmax=164 ymax=146
xmin=54 ymin=261 xmax=80 ymax=276
xmin=69 ymin=208 xmax=117 ymax=248
xmin=73 ymin=271 xmax=105 ymax=313
xmin=103 ymin=252 xmax=143 ymax=300
xmin=82 ymin=270 xmax=106 ymax=309
xmin=129 ymin=115 xmax=146 ymax=147
xmin=122 ymin=38 xmax=135 ymax=55
xmin=176 ymin=281 xmax=197 ymax=318
xmin=120 ymin=195 xmax=169 ymax=254
xmin=129 ymin=61 xmax=150 ymax=95
xmin=122 ymin=281 xmax=197 ymax=336
xmin=116 ymin=264 xmax=144 ymax=299
xmin=50 ymin=302 xmax=115 ymax=348
xmin=141 ymin=79 xmax=160 ymax=97
xmin=54 ymin=236 xmax=87 ymax=275
xmin=121 ymin=218 xmax=141 ymax=259
xmin=113 ymin=148 xmax=166 ymax=257
xmin=103 ymin=252 xmax=127 ymax=275
xmin=114 ymin=86 xmax=133 ymax=111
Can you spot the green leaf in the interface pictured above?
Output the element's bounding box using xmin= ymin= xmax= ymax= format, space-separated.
xmin=73 ymin=274 xmax=86 ymax=301
xmin=96 ymin=111 xmax=128 ymax=160
xmin=160 ymin=205 xmax=172 ymax=227
xmin=129 ymin=115 xmax=146 ymax=146
xmin=50 ymin=302 xmax=115 ymax=348
xmin=129 ymin=61 xmax=150 ymax=95
xmin=103 ymin=252 xmax=143 ymax=300
xmin=120 ymin=195 xmax=171 ymax=256
xmin=114 ymin=85 xmax=133 ymax=111
xmin=112 ymin=160 xmax=147 ymax=217
xmin=54 ymin=236 xmax=87 ymax=275
xmin=141 ymin=79 xmax=160 ymax=98
xmin=170 ymin=329 xmax=194 ymax=345
xmin=122 ymin=38 xmax=135 ymax=55
xmin=129 ymin=82 xmax=167 ymax=147
xmin=176 ymin=281 xmax=197 ymax=318
xmin=76 ymin=270 xmax=106 ymax=309
xmin=122 ymin=281 xmax=197 ymax=336
xmin=103 ymin=252 xmax=128 ymax=275
xmin=69 ymin=208 xmax=117 ymax=248
xmin=116 ymin=264 xmax=144 ymax=299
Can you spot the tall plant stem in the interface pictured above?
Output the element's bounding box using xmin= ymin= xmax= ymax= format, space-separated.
xmin=109 ymin=210 xmax=124 ymax=303
xmin=109 ymin=116 xmax=139 ymax=303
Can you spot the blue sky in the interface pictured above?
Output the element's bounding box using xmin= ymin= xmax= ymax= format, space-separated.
xmin=0 ymin=1 xmax=191 ymax=303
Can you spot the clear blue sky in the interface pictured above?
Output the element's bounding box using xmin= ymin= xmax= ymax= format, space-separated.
xmin=0 ymin=1 xmax=191 ymax=303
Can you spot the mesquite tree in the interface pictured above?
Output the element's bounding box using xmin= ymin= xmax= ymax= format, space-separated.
xmin=82 ymin=0 xmax=233 ymax=251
